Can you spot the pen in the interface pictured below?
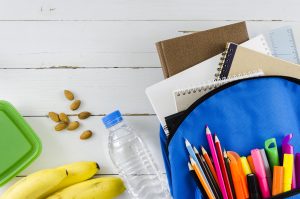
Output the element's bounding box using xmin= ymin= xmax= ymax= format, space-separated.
xmin=251 ymin=149 xmax=270 ymax=198
xmin=283 ymin=154 xmax=294 ymax=192
xmin=241 ymin=156 xmax=252 ymax=175
xmin=202 ymin=146 xmax=219 ymax=186
xmin=188 ymin=162 xmax=209 ymax=199
xmin=264 ymin=138 xmax=279 ymax=171
xmin=259 ymin=149 xmax=272 ymax=192
xmin=272 ymin=166 xmax=284 ymax=196
xmin=215 ymin=135 xmax=234 ymax=199
xmin=282 ymin=134 xmax=296 ymax=189
xmin=247 ymin=173 xmax=261 ymax=199
xmin=206 ymin=126 xmax=228 ymax=199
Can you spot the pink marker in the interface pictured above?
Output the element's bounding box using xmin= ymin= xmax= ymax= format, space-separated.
xmin=206 ymin=126 xmax=228 ymax=199
xmin=251 ymin=149 xmax=271 ymax=198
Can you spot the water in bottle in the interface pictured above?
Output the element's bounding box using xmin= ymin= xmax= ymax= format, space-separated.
xmin=102 ymin=110 xmax=170 ymax=199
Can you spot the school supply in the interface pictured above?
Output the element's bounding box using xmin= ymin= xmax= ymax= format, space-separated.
xmin=296 ymin=153 xmax=300 ymax=189
xmin=156 ymin=22 xmax=249 ymax=78
xmin=224 ymin=151 xmax=236 ymax=199
xmin=247 ymin=174 xmax=261 ymax=199
xmin=282 ymin=134 xmax=296 ymax=190
xmin=264 ymin=138 xmax=280 ymax=172
xmin=251 ymin=149 xmax=271 ymax=198
xmin=173 ymin=70 xmax=264 ymax=112
xmin=247 ymin=156 xmax=256 ymax=175
xmin=241 ymin=157 xmax=252 ymax=175
xmin=283 ymin=154 xmax=294 ymax=192
xmin=206 ymin=127 xmax=228 ymax=199
xmin=202 ymin=146 xmax=219 ymax=185
xmin=147 ymin=35 xmax=270 ymax=135
xmin=215 ymin=135 xmax=234 ymax=199
xmin=215 ymin=43 xmax=300 ymax=80
xmin=264 ymin=26 xmax=300 ymax=64
xmin=188 ymin=162 xmax=209 ymax=199
xmin=272 ymin=166 xmax=284 ymax=196
xmin=190 ymin=158 xmax=215 ymax=199
xmin=260 ymin=149 xmax=272 ymax=192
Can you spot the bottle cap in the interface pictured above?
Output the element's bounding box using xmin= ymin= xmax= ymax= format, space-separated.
xmin=102 ymin=110 xmax=123 ymax=128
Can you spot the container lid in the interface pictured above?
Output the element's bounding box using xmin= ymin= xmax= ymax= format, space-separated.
xmin=0 ymin=100 xmax=42 ymax=186
xmin=102 ymin=110 xmax=123 ymax=128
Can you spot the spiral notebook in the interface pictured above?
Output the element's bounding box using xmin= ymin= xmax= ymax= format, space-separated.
xmin=216 ymin=43 xmax=300 ymax=81
xmin=173 ymin=70 xmax=264 ymax=112
xmin=146 ymin=35 xmax=270 ymax=136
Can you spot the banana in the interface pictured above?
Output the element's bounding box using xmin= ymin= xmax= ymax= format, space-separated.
xmin=55 ymin=161 xmax=100 ymax=190
xmin=47 ymin=177 xmax=126 ymax=199
xmin=0 ymin=168 xmax=68 ymax=199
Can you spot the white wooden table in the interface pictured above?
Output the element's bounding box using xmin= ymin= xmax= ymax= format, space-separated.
xmin=0 ymin=1 xmax=300 ymax=198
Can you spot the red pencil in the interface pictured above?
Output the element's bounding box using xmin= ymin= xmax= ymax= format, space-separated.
xmin=215 ymin=135 xmax=234 ymax=199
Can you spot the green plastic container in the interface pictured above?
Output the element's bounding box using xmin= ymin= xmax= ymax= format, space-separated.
xmin=0 ymin=100 xmax=42 ymax=186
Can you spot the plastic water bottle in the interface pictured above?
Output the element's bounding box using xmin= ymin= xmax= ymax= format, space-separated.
xmin=102 ymin=110 xmax=170 ymax=199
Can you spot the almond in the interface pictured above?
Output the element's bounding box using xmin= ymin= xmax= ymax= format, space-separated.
xmin=55 ymin=123 xmax=67 ymax=131
xmin=64 ymin=90 xmax=74 ymax=101
xmin=67 ymin=121 xmax=80 ymax=131
xmin=80 ymin=130 xmax=93 ymax=140
xmin=48 ymin=112 xmax=60 ymax=122
xmin=78 ymin=112 xmax=91 ymax=120
xmin=59 ymin=113 xmax=69 ymax=123
xmin=70 ymin=100 xmax=81 ymax=111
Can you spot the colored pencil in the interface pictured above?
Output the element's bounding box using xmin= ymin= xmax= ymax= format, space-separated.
xmin=206 ymin=126 xmax=228 ymax=199
xmin=215 ymin=135 xmax=234 ymax=199
xmin=191 ymin=157 xmax=216 ymax=199
xmin=202 ymin=146 xmax=219 ymax=186
xmin=188 ymin=162 xmax=209 ymax=199
xmin=194 ymin=147 xmax=222 ymax=199
xmin=224 ymin=150 xmax=236 ymax=199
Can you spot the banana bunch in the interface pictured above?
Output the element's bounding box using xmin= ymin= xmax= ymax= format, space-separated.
xmin=0 ymin=162 xmax=125 ymax=199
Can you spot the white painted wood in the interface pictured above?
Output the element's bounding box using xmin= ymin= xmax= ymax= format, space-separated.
xmin=0 ymin=68 xmax=163 ymax=115
xmin=19 ymin=115 xmax=164 ymax=175
xmin=0 ymin=21 xmax=300 ymax=68
xmin=0 ymin=0 xmax=299 ymax=21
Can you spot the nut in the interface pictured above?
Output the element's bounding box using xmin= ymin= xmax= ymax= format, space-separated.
xmin=59 ymin=113 xmax=69 ymax=123
xmin=55 ymin=123 xmax=67 ymax=131
xmin=64 ymin=90 xmax=74 ymax=101
xmin=67 ymin=121 xmax=80 ymax=130
xmin=70 ymin=100 xmax=81 ymax=111
xmin=48 ymin=112 xmax=60 ymax=122
xmin=80 ymin=130 xmax=93 ymax=140
xmin=78 ymin=112 xmax=91 ymax=120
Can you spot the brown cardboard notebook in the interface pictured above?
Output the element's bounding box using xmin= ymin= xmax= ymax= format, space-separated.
xmin=156 ymin=21 xmax=249 ymax=78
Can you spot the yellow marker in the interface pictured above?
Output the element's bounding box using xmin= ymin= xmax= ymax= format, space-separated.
xmin=241 ymin=156 xmax=252 ymax=175
xmin=283 ymin=154 xmax=294 ymax=192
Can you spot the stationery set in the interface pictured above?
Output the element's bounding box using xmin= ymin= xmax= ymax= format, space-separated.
xmin=146 ymin=21 xmax=300 ymax=199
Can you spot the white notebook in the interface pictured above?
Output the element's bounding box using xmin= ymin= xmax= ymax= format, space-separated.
xmin=173 ymin=70 xmax=264 ymax=112
xmin=146 ymin=35 xmax=271 ymax=136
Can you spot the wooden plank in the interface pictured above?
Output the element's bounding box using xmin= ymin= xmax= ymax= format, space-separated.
xmin=0 ymin=0 xmax=299 ymax=21
xmin=0 ymin=68 xmax=163 ymax=115
xmin=0 ymin=21 xmax=300 ymax=68
xmin=19 ymin=115 xmax=164 ymax=175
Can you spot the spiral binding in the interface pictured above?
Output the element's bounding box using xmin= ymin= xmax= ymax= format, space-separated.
xmin=175 ymin=70 xmax=263 ymax=97
xmin=215 ymin=42 xmax=231 ymax=80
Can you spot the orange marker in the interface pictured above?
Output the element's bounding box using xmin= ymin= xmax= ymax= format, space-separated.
xmin=272 ymin=166 xmax=284 ymax=196
xmin=190 ymin=157 xmax=215 ymax=199
xmin=202 ymin=146 xmax=219 ymax=187
xmin=228 ymin=151 xmax=249 ymax=199
xmin=247 ymin=155 xmax=256 ymax=174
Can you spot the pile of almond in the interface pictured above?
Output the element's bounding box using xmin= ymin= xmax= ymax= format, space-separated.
xmin=48 ymin=90 xmax=93 ymax=140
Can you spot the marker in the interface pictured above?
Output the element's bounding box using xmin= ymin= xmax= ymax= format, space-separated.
xmin=264 ymin=138 xmax=279 ymax=171
xmin=247 ymin=174 xmax=261 ymax=199
xmin=282 ymin=134 xmax=296 ymax=189
xmin=283 ymin=154 xmax=294 ymax=192
xmin=272 ymin=166 xmax=284 ymax=196
xmin=251 ymin=149 xmax=270 ymax=198
xmin=296 ymin=153 xmax=300 ymax=189
xmin=260 ymin=149 xmax=272 ymax=192
xmin=206 ymin=126 xmax=228 ymax=199
xmin=241 ymin=157 xmax=252 ymax=175
xmin=247 ymin=155 xmax=256 ymax=174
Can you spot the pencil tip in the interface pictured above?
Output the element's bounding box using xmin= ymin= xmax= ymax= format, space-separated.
xmin=205 ymin=126 xmax=211 ymax=134
xmin=215 ymin=134 xmax=219 ymax=142
xmin=224 ymin=150 xmax=227 ymax=158
xmin=193 ymin=146 xmax=199 ymax=154
xmin=188 ymin=162 xmax=192 ymax=170
xmin=190 ymin=157 xmax=196 ymax=164
xmin=201 ymin=146 xmax=207 ymax=154
xmin=185 ymin=139 xmax=191 ymax=146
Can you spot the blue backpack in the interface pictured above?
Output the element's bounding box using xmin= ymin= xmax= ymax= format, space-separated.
xmin=160 ymin=76 xmax=300 ymax=199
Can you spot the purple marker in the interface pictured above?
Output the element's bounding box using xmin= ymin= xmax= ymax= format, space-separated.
xmin=296 ymin=153 xmax=300 ymax=189
xmin=282 ymin=134 xmax=296 ymax=189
